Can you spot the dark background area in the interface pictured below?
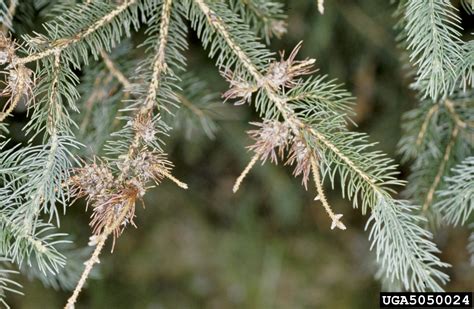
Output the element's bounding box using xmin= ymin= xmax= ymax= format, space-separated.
xmin=6 ymin=1 xmax=474 ymax=308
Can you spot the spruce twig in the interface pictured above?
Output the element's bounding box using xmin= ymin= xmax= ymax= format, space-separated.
xmin=191 ymin=0 xmax=449 ymax=291
xmin=13 ymin=0 xmax=138 ymax=66
xmin=66 ymin=1 xmax=183 ymax=306
xmin=310 ymin=155 xmax=345 ymax=230
xmin=65 ymin=199 xmax=133 ymax=309
xmin=422 ymin=125 xmax=459 ymax=211
xmin=233 ymin=153 xmax=259 ymax=193
xmin=3 ymin=0 xmax=472 ymax=304
xmin=100 ymin=49 xmax=131 ymax=89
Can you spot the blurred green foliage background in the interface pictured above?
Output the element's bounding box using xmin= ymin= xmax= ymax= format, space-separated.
xmin=8 ymin=0 xmax=474 ymax=308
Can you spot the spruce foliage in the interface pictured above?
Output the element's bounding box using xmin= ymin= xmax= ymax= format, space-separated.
xmin=0 ymin=0 xmax=472 ymax=306
xmin=397 ymin=0 xmax=473 ymax=273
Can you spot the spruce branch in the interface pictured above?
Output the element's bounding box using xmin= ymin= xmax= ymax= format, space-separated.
xmin=0 ymin=257 xmax=22 ymax=309
xmin=229 ymin=0 xmax=287 ymax=42
xmin=144 ymin=0 xmax=173 ymax=113
xmin=1 ymin=1 xmax=143 ymax=303
xmin=434 ymin=156 xmax=474 ymax=226
xmin=0 ymin=1 xmax=143 ymax=256
xmin=115 ymin=0 xmax=176 ymax=181
xmin=100 ymin=49 xmax=131 ymax=89
xmin=198 ymin=0 xmax=372 ymax=187
xmin=65 ymin=198 xmax=133 ymax=309
xmin=401 ymin=0 xmax=464 ymax=100
xmin=456 ymin=40 xmax=474 ymax=90
xmin=0 ymin=40 xmax=78 ymax=274
xmin=14 ymin=0 xmax=138 ymax=66
xmin=445 ymin=99 xmax=473 ymax=129
xmin=415 ymin=104 xmax=439 ymax=147
xmin=14 ymin=51 xmax=80 ymax=227
xmin=0 ymin=211 xmax=69 ymax=276
xmin=191 ymin=0 xmax=397 ymax=209
xmin=367 ymin=197 xmax=450 ymax=292
xmin=399 ymin=96 xmax=473 ymax=214
xmin=233 ymin=153 xmax=259 ymax=193
xmin=78 ymin=73 xmax=116 ymax=136
xmin=188 ymin=0 xmax=449 ymax=290
xmin=401 ymin=98 xmax=472 ymax=212
xmin=422 ymin=124 xmax=459 ymax=211
xmin=2 ymin=0 xmax=470 ymax=303
xmin=310 ymin=155 xmax=345 ymax=230
xmin=397 ymin=0 xmax=473 ymax=222
xmin=66 ymin=0 xmax=189 ymax=305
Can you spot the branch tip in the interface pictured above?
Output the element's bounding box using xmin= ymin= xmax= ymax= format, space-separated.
xmin=233 ymin=153 xmax=259 ymax=193
xmin=310 ymin=155 xmax=346 ymax=231
xmin=163 ymin=170 xmax=188 ymax=189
